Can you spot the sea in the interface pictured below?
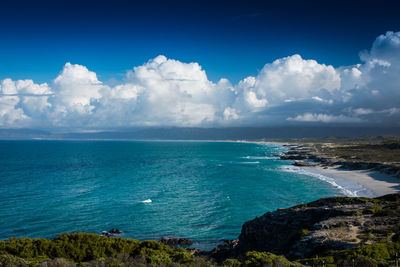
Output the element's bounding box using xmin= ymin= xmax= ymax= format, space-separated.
xmin=0 ymin=140 xmax=372 ymax=250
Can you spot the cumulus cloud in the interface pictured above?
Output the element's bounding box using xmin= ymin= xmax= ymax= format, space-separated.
xmin=238 ymin=54 xmax=341 ymax=105
xmin=0 ymin=78 xmax=52 ymax=127
xmin=0 ymin=30 xmax=400 ymax=130
xmin=223 ymin=107 xmax=239 ymax=120
xmin=121 ymin=55 xmax=226 ymax=126
xmin=96 ymin=55 xmax=237 ymax=127
xmin=334 ymin=31 xmax=400 ymax=125
xmin=53 ymin=63 xmax=104 ymax=114
xmin=287 ymin=113 xmax=361 ymax=123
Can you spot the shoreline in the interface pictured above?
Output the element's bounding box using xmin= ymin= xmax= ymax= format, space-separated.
xmin=301 ymin=165 xmax=400 ymax=197
xmin=273 ymin=140 xmax=400 ymax=197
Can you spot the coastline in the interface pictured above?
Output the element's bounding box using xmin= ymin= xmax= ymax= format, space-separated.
xmin=272 ymin=140 xmax=400 ymax=197
xmin=301 ymin=165 xmax=400 ymax=197
xmin=223 ymin=139 xmax=400 ymax=197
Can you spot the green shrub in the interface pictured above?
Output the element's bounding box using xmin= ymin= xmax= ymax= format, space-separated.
xmin=139 ymin=247 xmax=173 ymax=265
xmin=0 ymin=233 xmax=194 ymax=265
xmin=0 ymin=253 xmax=31 ymax=267
xmin=352 ymin=210 xmax=363 ymax=216
xmin=333 ymin=242 xmax=400 ymax=261
xmin=243 ymin=251 xmax=294 ymax=267
xmin=363 ymin=205 xmax=383 ymax=215
xmin=336 ymin=256 xmax=378 ymax=267
xmin=190 ymin=256 xmax=217 ymax=267
xmin=297 ymin=256 xmax=334 ymax=266
xmin=223 ymin=258 xmax=242 ymax=267
xmin=40 ymin=258 xmax=76 ymax=267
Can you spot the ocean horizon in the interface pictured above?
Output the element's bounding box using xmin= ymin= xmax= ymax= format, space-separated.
xmin=0 ymin=140 xmax=372 ymax=250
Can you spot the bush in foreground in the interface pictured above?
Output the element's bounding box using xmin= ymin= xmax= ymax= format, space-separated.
xmin=1 ymin=233 xmax=399 ymax=266
xmin=0 ymin=233 xmax=196 ymax=266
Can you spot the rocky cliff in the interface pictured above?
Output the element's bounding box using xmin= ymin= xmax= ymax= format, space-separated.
xmin=212 ymin=194 xmax=400 ymax=261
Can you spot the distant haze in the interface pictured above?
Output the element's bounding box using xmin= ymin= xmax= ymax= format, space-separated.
xmin=1 ymin=127 xmax=400 ymax=140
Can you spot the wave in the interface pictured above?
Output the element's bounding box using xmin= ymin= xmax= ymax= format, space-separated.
xmin=281 ymin=165 xmax=369 ymax=197
xmin=216 ymin=160 xmax=261 ymax=165
xmin=241 ymin=156 xmax=277 ymax=160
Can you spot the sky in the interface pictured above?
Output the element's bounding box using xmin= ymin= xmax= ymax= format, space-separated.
xmin=1 ymin=0 xmax=400 ymax=131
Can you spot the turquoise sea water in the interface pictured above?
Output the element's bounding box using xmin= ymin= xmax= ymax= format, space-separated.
xmin=0 ymin=140 xmax=352 ymax=250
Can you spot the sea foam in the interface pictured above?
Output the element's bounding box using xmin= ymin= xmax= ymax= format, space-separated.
xmin=281 ymin=165 xmax=372 ymax=197
xmin=242 ymin=156 xmax=277 ymax=160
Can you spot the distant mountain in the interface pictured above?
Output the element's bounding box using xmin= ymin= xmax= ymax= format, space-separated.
xmin=0 ymin=128 xmax=51 ymax=139
xmin=1 ymin=126 xmax=400 ymax=140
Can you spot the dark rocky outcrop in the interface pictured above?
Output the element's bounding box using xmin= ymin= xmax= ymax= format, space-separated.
xmin=160 ymin=237 xmax=193 ymax=246
xmin=109 ymin=228 xmax=121 ymax=234
xmin=293 ymin=161 xmax=318 ymax=167
xmin=208 ymin=240 xmax=239 ymax=262
xmin=100 ymin=229 xmax=122 ymax=237
xmin=212 ymin=194 xmax=400 ymax=261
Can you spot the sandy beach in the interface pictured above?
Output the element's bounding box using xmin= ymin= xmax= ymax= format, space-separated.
xmin=305 ymin=166 xmax=400 ymax=197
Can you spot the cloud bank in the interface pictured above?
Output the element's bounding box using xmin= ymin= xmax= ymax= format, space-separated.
xmin=1 ymin=31 xmax=400 ymax=130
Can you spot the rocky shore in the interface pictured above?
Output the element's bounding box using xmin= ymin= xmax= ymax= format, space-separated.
xmin=160 ymin=237 xmax=193 ymax=246
xmin=210 ymin=193 xmax=400 ymax=262
xmin=279 ymin=142 xmax=400 ymax=178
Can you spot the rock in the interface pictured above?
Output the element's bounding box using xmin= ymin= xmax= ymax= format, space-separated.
xmin=109 ymin=228 xmax=121 ymax=234
xmin=209 ymin=240 xmax=239 ymax=262
xmin=280 ymin=154 xmax=307 ymax=160
xmin=185 ymin=248 xmax=204 ymax=255
xmin=160 ymin=237 xmax=193 ymax=245
xmin=210 ymin=194 xmax=400 ymax=261
xmin=100 ymin=231 xmax=110 ymax=237
xmin=293 ymin=161 xmax=318 ymax=167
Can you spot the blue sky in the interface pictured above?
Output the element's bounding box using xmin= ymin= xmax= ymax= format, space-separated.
xmin=1 ymin=0 xmax=399 ymax=83
xmin=1 ymin=0 xmax=400 ymax=130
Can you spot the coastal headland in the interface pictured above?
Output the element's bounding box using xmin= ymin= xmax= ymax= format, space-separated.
xmin=276 ymin=137 xmax=400 ymax=197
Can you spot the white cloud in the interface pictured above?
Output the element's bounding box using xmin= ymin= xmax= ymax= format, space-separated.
xmin=336 ymin=31 xmax=400 ymax=124
xmin=1 ymin=30 xmax=400 ymax=129
xmin=223 ymin=107 xmax=239 ymax=120
xmin=110 ymin=84 xmax=143 ymax=100
xmin=0 ymin=94 xmax=27 ymax=127
xmin=0 ymin=79 xmax=52 ymax=127
xmin=244 ymin=91 xmax=268 ymax=108
xmin=110 ymin=55 xmax=236 ymax=127
xmin=352 ymin=108 xmax=374 ymax=115
xmin=351 ymin=107 xmax=400 ymax=117
xmin=287 ymin=113 xmax=361 ymax=123
xmin=383 ymin=107 xmax=400 ymax=116
xmin=239 ymin=54 xmax=341 ymax=105
xmin=53 ymin=63 xmax=104 ymax=115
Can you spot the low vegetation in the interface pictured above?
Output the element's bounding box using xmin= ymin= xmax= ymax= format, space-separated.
xmin=298 ymin=242 xmax=400 ymax=267
xmin=0 ymin=233 xmax=197 ymax=266
xmin=1 ymin=233 xmax=400 ymax=266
